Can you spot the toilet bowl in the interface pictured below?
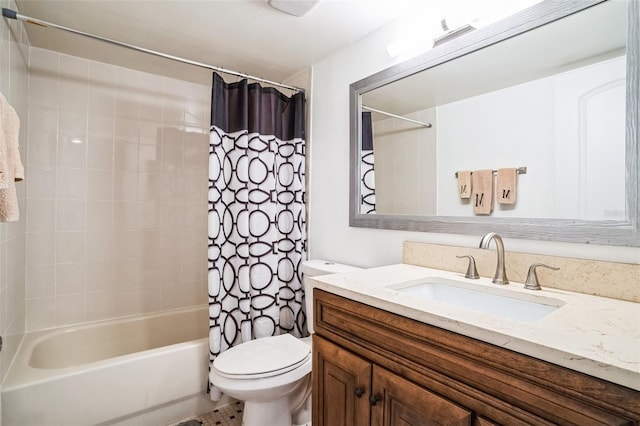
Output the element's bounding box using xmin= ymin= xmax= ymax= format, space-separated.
xmin=209 ymin=259 xmax=360 ymax=426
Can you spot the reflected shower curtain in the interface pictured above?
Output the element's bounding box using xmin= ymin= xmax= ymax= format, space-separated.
xmin=360 ymin=111 xmax=376 ymax=213
xmin=208 ymin=73 xmax=307 ymax=398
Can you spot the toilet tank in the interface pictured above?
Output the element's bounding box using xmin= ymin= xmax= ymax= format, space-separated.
xmin=301 ymin=259 xmax=361 ymax=334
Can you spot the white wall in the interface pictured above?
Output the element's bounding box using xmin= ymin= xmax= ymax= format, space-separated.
xmin=437 ymin=56 xmax=626 ymax=220
xmin=437 ymin=77 xmax=556 ymax=217
xmin=309 ymin=16 xmax=640 ymax=268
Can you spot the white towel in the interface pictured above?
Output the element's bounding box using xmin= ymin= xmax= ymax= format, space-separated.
xmin=0 ymin=92 xmax=24 ymax=222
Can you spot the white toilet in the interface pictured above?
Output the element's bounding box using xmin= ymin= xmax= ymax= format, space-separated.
xmin=209 ymin=259 xmax=359 ymax=426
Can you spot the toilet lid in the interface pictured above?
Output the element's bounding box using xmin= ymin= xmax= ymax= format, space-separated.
xmin=213 ymin=334 xmax=311 ymax=379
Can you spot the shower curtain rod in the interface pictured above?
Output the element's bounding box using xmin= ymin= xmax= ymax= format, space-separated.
xmin=362 ymin=105 xmax=432 ymax=128
xmin=1 ymin=7 xmax=304 ymax=93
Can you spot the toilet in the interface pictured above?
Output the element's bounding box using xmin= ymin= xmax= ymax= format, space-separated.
xmin=209 ymin=259 xmax=360 ymax=426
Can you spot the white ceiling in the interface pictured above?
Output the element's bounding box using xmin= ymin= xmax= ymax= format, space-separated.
xmin=14 ymin=0 xmax=422 ymax=85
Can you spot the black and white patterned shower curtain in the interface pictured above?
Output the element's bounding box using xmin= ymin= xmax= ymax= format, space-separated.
xmin=208 ymin=73 xmax=307 ymax=398
xmin=360 ymin=111 xmax=376 ymax=213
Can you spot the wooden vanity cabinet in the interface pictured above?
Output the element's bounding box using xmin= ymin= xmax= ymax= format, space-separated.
xmin=313 ymin=334 xmax=370 ymax=426
xmin=312 ymin=289 xmax=640 ymax=426
xmin=314 ymin=335 xmax=472 ymax=426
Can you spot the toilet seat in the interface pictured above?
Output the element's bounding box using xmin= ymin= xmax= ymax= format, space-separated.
xmin=213 ymin=334 xmax=311 ymax=379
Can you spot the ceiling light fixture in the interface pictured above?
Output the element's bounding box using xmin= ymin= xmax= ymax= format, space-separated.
xmin=268 ymin=0 xmax=323 ymax=17
xmin=432 ymin=18 xmax=476 ymax=48
xmin=386 ymin=0 xmax=544 ymax=58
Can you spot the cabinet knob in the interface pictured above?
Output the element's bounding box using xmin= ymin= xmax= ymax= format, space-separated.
xmin=369 ymin=395 xmax=381 ymax=406
xmin=355 ymin=387 xmax=365 ymax=398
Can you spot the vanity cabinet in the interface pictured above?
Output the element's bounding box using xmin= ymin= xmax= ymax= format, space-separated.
xmin=314 ymin=335 xmax=471 ymax=425
xmin=312 ymin=289 xmax=640 ymax=426
xmin=313 ymin=334 xmax=370 ymax=426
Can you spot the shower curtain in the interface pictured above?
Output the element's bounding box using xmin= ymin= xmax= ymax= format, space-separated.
xmin=360 ymin=111 xmax=376 ymax=213
xmin=208 ymin=73 xmax=307 ymax=398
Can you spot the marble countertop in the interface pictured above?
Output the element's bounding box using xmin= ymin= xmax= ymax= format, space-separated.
xmin=310 ymin=264 xmax=640 ymax=391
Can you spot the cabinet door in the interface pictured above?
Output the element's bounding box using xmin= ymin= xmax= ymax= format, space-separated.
xmin=313 ymin=335 xmax=372 ymax=426
xmin=371 ymin=366 xmax=472 ymax=426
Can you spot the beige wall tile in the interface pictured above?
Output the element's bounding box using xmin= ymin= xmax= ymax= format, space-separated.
xmin=58 ymin=136 xmax=87 ymax=168
xmin=28 ymin=132 xmax=58 ymax=167
xmin=25 ymin=265 xmax=55 ymax=299
xmin=22 ymin=49 xmax=209 ymax=333
xmin=85 ymin=231 xmax=115 ymax=262
xmin=89 ymin=87 xmax=116 ymax=116
xmin=56 ymin=263 xmax=86 ymax=295
xmin=87 ymin=169 xmax=114 ymax=200
xmin=87 ymin=137 xmax=114 ymax=170
xmin=26 ymin=198 xmax=55 ymax=232
xmin=0 ymin=0 xmax=29 ymax=382
xmin=86 ymin=200 xmax=113 ymax=231
xmin=55 ymin=199 xmax=85 ymax=232
xmin=56 ymin=168 xmax=87 ymax=200
xmin=26 ymin=297 xmax=56 ymax=330
xmin=26 ymin=232 xmax=55 ymax=266
xmin=55 ymin=293 xmax=85 ymax=326
xmin=85 ymin=262 xmax=116 ymax=293
xmin=88 ymin=115 xmax=114 ymax=138
xmin=55 ymin=232 xmax=85 ymax=263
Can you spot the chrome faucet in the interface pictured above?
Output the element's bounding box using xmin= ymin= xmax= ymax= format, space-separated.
xmin=479 ymin=232 xmax=509 ymax=285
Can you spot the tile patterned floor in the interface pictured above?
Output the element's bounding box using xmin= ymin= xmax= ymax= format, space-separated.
xmin=172 ymin=401 xmax=243 ymax=426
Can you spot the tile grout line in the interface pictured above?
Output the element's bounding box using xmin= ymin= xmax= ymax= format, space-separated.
xmin=169 ymin=401 xmax=244 ymax=426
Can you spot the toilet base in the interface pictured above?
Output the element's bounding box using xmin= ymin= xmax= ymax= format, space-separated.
xmin=242 ymin=397 xmax=291 ymax=426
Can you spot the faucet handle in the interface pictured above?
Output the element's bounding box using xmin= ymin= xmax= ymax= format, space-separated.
xmin=525 ymin=263 xmax=559 ymax=290
xmin=457 ymin=255 xmax=480 ymax=279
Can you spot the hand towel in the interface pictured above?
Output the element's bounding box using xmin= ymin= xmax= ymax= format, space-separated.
xmin=0 ymin=92 xmax=24 ymax=222
xmin=0 ymin=97 xmax=7 ymax=191
xmin=457 ymin=170 xmax=472 ymax=199
xmin=496 ymin=168 xmax=517 ymax=204
xmin=471 ymin=169 xmax=493 ymax=215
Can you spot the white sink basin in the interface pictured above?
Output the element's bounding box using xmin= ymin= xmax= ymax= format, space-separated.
xmin=388 ymin=277 xmax=565 ymax=322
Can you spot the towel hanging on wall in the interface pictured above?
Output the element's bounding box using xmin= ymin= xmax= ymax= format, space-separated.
xmin=457 ymin=170 xmax=472 ymax=199
xmin=0 ymin=92 xmax=24 ymax=222
xmin=496 ymin=168 xmax=518 ymax=204
xmin=471 ymin=169 xmax=493 ymax=215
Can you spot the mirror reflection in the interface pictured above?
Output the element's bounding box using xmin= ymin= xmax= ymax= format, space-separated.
xmin=358 ymin=0 xmax=627 ymax=221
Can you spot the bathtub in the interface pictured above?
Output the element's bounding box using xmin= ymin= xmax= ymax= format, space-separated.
xmin=2 ymin=306 xmax=225 ymax=426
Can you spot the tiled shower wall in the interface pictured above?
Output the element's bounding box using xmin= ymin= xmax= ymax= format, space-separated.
xmin=0 ymin=0 xmax=29 ymax=384
xmin=25 ymin=47 xmax=210 ymax=331
xmin=372 ymin=110 xmax=436 ymax=215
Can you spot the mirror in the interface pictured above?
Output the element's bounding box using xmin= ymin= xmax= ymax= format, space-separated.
xmin=350 ymin=0 xmax=639 ymax=246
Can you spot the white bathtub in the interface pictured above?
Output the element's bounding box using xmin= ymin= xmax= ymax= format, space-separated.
xmin=2 ymin=307 xmax=225 ymax=426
